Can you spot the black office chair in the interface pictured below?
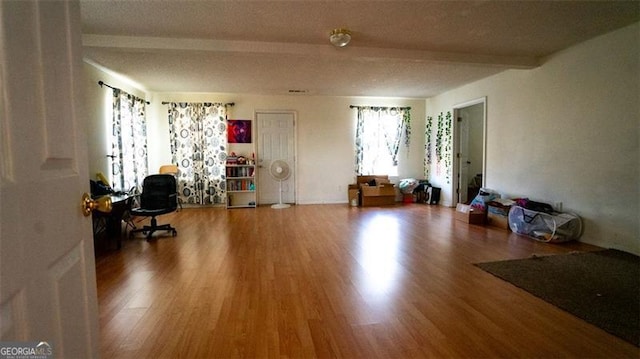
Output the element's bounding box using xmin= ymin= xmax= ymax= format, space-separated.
xmin=129 ymin=174 xmax=178 ymax=239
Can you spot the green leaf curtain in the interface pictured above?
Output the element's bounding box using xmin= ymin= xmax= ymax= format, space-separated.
xmin=424 ymin=116 xmax=433 ymax=179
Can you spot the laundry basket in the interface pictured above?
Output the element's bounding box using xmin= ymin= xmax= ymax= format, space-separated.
xmin=508 ymin=206 xmax=582 ymax=243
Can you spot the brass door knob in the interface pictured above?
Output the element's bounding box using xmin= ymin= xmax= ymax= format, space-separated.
xmin=81 ymin=193 xmax=112 ymax=216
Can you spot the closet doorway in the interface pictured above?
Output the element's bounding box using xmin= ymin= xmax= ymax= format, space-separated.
xmin=453 ymin=98 xmax=486 ymax=205
xmin=256 ymin=111 xmax=296 ymax=205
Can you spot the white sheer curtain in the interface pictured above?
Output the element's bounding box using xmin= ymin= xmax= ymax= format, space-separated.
xmin=111 ymin=89 xmax=148 ymax=192
xmin=354 ymin=106 xmax=411 ymax=176
xmin=168 ymin=102 xmax=227 ymax=205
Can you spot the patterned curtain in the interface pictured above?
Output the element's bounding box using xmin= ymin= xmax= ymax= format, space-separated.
xmin=168 ymin=102 xmax=227 ymax=205
xmin=354 ymin=106 xmax=411 ymax=175
xmin=111 ymin=89 xmax=148 ymax=192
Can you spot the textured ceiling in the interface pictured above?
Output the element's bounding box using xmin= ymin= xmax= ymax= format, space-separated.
xmin=80 ymin=0 xmax=640 ymax=98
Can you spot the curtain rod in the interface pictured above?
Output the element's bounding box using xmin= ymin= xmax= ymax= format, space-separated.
xmin=350 ymin=105 xmax=411 ymax=110
xmin=98 ymin=81 xmax=150 ymax=104
xmin=161 ymin=101 xmax=235 ymax=107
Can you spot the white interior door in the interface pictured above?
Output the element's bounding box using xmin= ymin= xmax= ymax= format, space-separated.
xmin=0 ymin=1 xmax=99 ymax=357
xmin=457 ymin=114 xmax=471 ymax=203
xmin=453 ymin=98 xmax=486 ymax=207
xmin=256 ymin=112 xmax=296 ymax=205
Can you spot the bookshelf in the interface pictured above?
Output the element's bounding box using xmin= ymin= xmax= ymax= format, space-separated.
xmin=225 ymin=164 xmax=256 ymax=208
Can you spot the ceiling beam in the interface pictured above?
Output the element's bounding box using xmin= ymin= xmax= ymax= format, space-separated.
xmin=82 ymin=34 xmax=539 ymax=69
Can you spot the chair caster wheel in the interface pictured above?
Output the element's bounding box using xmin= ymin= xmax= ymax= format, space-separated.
xmin=172 ymin=230 xmax=177 ymax=236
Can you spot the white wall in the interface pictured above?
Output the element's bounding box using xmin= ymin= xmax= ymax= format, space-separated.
xmin=82 ymin=80 xmax=426 ymax=204
xmin=426 ymin=23 xmax=640 ymax=254
xmin=145 ymin=93 xmax=425 ymax=204
xmin=83 ymin=62 xmax=148 ymax=185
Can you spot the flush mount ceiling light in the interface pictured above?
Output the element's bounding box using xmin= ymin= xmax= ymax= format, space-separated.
xmin=329 ymin=28 xmax=351 ymax=47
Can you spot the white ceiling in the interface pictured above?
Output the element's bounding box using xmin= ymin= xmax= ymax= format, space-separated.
xmin=80 ymin=0 xmax=640 ymax=98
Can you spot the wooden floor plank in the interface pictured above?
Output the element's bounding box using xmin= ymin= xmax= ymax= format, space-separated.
xmin=95 ymin=204 xmax=639 ymax=358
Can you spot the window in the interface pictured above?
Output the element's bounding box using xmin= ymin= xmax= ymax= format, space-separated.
xmin=354 ymin=106 xmax=411 ymax=176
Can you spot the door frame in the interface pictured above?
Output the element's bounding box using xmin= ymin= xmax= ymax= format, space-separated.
xmin=452 ymin=97 xmax=487 ymax=206
xmin=254 ymin=110 xmax=298 ymax=205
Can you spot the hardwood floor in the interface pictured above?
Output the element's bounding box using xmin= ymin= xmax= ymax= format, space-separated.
xmin=95 ymin=204 xmax=638 ymax=358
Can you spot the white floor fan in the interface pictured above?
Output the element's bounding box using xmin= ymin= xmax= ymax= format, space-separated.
xmin=269 ymin=159 xmax=291 ymax=209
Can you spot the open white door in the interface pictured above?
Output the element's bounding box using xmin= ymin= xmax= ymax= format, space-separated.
xmin=453 ymin=98 xmax=487 ymax=206
xmin=457 ymin=114 xmax=471 ymax=203
xmin=0 ymin=1 xmax=99 ymax=357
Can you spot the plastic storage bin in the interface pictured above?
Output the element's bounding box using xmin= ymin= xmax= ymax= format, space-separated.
xmin=508 ymin=206 xmax=582 ymax=243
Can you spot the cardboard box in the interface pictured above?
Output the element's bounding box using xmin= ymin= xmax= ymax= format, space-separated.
xmin=487 ymin=202 xmax=511 ymax=216
xmin=360 ymin=183 xmax=396 ymax=197
xmin=487 ymin=211 xmax=510 ymax=230
xmin=455 ymin=203 xmax=485 ymax=225
xmin=361 ymin=195 xmax=396 ymax=207
xmin=354 ymin=175 xmax=397 ymax=207
xmin=487 ymin=204 xmax=511 ymax=230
